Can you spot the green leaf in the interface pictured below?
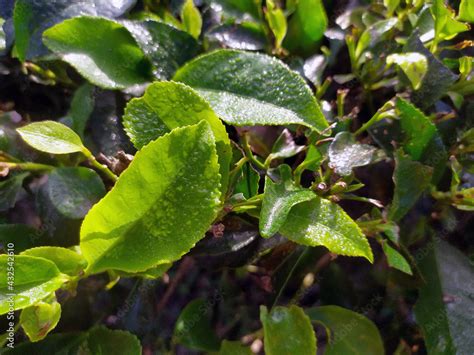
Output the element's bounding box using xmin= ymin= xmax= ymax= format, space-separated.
xmin=39 ymin=167 xmax=106 ymax=220
xmin=280 ymin=197 xmax=373 ymax=262
xmin=123 ymin=81 xmax=231 ymax=194
xmin=0 ymin=172 xmax=28 ymax=211
xmin=86 ymin=326 xmax=141 ymax=354
xmin=328 ymin=132 xmax=383 ymax=176
xmin=17 ymin=121 xmax=86 ymax=155
xmin=265 ymin=0 xmax=287 ymax=49
xmin=381 ymin=241 xmax=412 ymax=275
xmin=122 ymin=20 xmax=199 ymax=80
xmin=283 ymin=0 xmax=327 ymax=55
xmin=0 ymin=18 xmax=5 ymax=52
xmin=181 ymin=0 xmax=202 ymax=39
xmin=174 ymin=50 xmax=328 ymax=132
xmin=217 ymin=340 xmax=253 ymax=355
xmin=21 ymin=247 xmax=87 ymax=276
xmin=20 ymin=300 xmax=61 ymax=342
xmin=306 ymin=306 xmax=384 ymax=355
xmin=389 ymin=150 xmax=433 ymax=221
xmin=384 ymin=0 xmax=400 ymax=16
xmin=12 ymin=0 xmax=136 ymax=61
xmin=43 ymin=16 xmax=152 ymax=89
xmin=80 ymin=121 xmax=222 ymax=274
xmin=260 ymin=164 xmax=315 ymax=238
xmin=174 ymin=298 xmax=220 ymax=352
xmin=260 ymin=305 xmax=317 ymax=355
xmin=387 ymin=53 xmax=428 ymax=90
xmin=414 ymin=240 xmax=474 ymax=354
xmin=396 ymin=97 xmax=436 ymax=161
xmin=459 ymin=0 xmax=474 ymax=23
xmin=0 ymin=255 xmax=67 ymax=314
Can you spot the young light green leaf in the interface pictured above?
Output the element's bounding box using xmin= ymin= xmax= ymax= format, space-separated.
xmin=260 ymin=305 xmax=317 ymax=355
xmin=265 ymin=0 xmax=287 ymax=49
xmin=381 ymin=241 xmax=412 ymax=275
xmin=306 ymin=306 xmax=384 ymax=354
xmin=415 ymin=240 xmax=474 ymax=354
xmin=260 ymin=164 xmax=316 ymax=238
xmin=21 ymin=247 xmax=87 ymax=276
xmin=234 ymin=162 xmax=260 ymax=199
xmin=86 ymin=326 xmax=141 ymax=354
xmin=396 ymin=97 xmax=436 ymax=161
xmin=389 ymin=150 xmax=433 ymax=221
xmin=329 ymin=132 xmax=383 ymax=176
xmin=80 ymin=121 xmax=222 ymax=274
xmin=384 ymin=0 xmax=400 ymax=16
xmin=280 ymin=197 xmax=373 ymax=262
xmin=459 ymin=0 xmax=474 ymax=23
xmin=431 ymin=0 xmax=469 ymax=41
xmin=122 ymin=20 xmax=199 ymax=80
xmin=355 ymin=18 xmax=398 ymax=58
xmin=174 ymin=298 xmax=220 ymax=352
xmin=0 ymin=172 xmax=28 ymax=211
xmin=181 ymin=0 xmax=202 ymax=39
xmin=12 ymin=0 xmax=136 ymax=61
xmin=39 ymin=167 xmax=106 ymax=220
xmin=387 ymin=53 xmax=428 ymax=90
xmin=17 ymin=121 xmax=86 ymax=154
xmin=43 ymin=16 xmax=152 ymax=89
xmin=20 ymin=300 xmax=61 ymax=342
xmin=123 ymin=81 xmax=231 ymax=194
xmin=283 ymin=0 xmax=327 ymax=55
xmin=123 ymin=81 xmax=229 ymax=149
xmin=0 ymin=255 xmax=67 ymax=314
xmin=174 ymin=50 xmax=328 ymax=132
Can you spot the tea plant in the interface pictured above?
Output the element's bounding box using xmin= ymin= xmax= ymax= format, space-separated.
xmin=0 ymin=0 xmax=473 ymax=354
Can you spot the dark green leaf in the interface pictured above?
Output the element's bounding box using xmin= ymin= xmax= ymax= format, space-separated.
xmin=0 ymin=172 xmax=28 ymax=211
xmin=389 ymin=150 xmax=432 ymax=221
xmin=404 ymin=32 xmax=458 ymax=109
xmin=414 ymin=240 xmax=474 ymax=354
xmin=0 ymin=224 xmax=41 ymax=253
xmin=1 ymin=332 xmax=87 ymax=354
xmin=80 ymin=121 xmax=222 ymax=274
xmin=39 ymin=167 xmax=106 ymax=220
xmin=260 ymin=164 xmax=315 ymax=238
xmin=234 ymin=162 xmax=260 ymax=199
xmin=306 ymin=306 xmax=384 ymax=355
xmin=43 ymin=16 xmax=152 ymax=89
xmin=329 ymin=132 xmax=383 ymax=176
xmin=174 ymin=298 xmax=220 ymax=352
xmin=260 ymin=305 xmax=317 ymax=355
xmin=63 ymin=83 xmax=95 ymax=138
xmin=174 ymin=50 xmax=328 ymax=132
xmin=122 ymin=20 xmax=199 ymax=80
xmin=12 ymin=0 xmax=136 ymax=61
xmin=279 ymin=197 xmax=374 ymax=262
xmin=0 ymin=255 xmax=67 ymax=314
xmin=268 ymin=129 xmax=305 ymax=161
